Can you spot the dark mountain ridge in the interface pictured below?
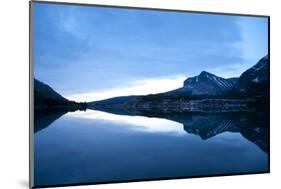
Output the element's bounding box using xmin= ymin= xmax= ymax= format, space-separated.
xmin=230 ymin=55 xmax=269 ymax=98
xmin=34 ymin=79 xmax=86 ymax=111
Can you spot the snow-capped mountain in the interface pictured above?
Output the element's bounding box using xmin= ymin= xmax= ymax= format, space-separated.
xmin=162 ymin=72 xmax=237 ymax=97
xmin=88 ymin=54 xmax=269 ymax=109
xmin=168 ymin=55 xmax=268 ymax=97
xmin=172 ymin=71 xmax=238 ymax=96
xmin=231 ymin=55 xmax=269 ymax=97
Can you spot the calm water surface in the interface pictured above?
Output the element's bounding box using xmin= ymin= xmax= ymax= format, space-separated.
xmin=34 ymin=109 xmax=268 ymax=186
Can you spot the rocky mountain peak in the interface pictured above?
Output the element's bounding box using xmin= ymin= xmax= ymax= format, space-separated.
xmin=199 ymin=70 xmax=212 ymax=76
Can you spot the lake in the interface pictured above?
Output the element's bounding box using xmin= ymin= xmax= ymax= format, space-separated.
xmin=34 ymin=109 xmax=269 ymax=187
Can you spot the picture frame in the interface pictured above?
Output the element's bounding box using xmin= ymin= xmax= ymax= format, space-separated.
xmin=29 ymin=1 xmax=270 ymax=188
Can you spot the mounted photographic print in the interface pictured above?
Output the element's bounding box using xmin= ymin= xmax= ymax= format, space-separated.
xmin=29 ymin=1 xmax=270 ymax=188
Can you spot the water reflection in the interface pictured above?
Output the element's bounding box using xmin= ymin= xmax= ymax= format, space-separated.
xmin=34 ymin=108 xmax=268 ymax=186
xmin=34 ymin=108 xmax=269 ymax=153
xmin=68 ymin=110 xmax=185 ymax=134
xmin=34 ymin=109 xmax=68 ymax=133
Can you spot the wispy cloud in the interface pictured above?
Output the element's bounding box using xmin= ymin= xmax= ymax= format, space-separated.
xmin=235 ymin=17 xmax=268 ymax=62
xmin=208 ymin=62 xmax=253 ymax=78
xmin=66 ymin=75 xmax=186 ymax=102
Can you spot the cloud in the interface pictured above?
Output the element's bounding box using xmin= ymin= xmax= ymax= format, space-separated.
xmin=66 ymin=75 xmax=186 ymax=102
xmin=34 ymin=3 xmax=268 ymax=97
xmin=235 ymin=17 xmax=268 ymax=62
xmin=208 ymin=62 xmax=252 ymax=78
xmin=60 ymin=14 xmax=85 ymax=40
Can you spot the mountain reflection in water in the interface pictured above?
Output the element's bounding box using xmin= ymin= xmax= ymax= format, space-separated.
xmin=34 ymin=108 xmax=269 ymax=154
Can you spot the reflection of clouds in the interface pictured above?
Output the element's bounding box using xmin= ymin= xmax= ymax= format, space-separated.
xmin=66 ymin=75 xmax=186 ymax=102
xmin=67 ymin=109 xmax=185 ymax=135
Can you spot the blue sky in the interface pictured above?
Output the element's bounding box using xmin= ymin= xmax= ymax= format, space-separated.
xmin=34 ymin=2 xmax=268 ymax=101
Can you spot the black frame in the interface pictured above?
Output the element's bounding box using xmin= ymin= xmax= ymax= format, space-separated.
xmin=29 ymin=1 xmax=270 ymax=188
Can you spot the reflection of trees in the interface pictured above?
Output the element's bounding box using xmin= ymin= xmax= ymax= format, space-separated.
xmin=34 ymin=109 xmax=68 ymax=133
xmin=34 ymin=104 xmax=87 ymax=133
